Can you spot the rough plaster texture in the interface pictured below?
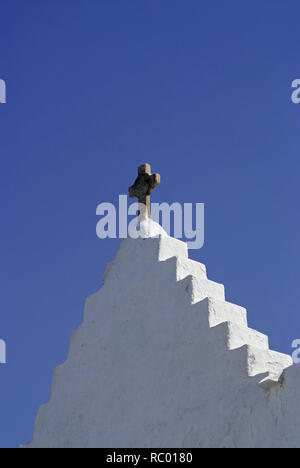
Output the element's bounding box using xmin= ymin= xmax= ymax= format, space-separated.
xmin=26 ymin=223 xmax=300 ymax=448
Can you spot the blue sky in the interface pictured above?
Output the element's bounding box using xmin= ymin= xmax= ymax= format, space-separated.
xmin=0 ymin=0 xmax=300 ymax=448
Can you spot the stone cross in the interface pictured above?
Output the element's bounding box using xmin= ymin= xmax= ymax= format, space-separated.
xmin=129 ymin=163 xmax=160 ymax=219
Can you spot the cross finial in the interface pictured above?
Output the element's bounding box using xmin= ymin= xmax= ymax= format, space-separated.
xmin=129 ymin=163 xmax=160 ymax=219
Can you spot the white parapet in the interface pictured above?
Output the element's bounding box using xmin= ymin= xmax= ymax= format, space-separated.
xmin=25 ymin=227 xmax=299 ymax=448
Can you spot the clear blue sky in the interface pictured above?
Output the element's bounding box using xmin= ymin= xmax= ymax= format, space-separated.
xmin=0 ymin=0 xmax=300 ymax=448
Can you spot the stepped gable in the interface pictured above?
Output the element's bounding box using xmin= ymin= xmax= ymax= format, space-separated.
xmin=26 ymin=225 xmax=300 ymax=448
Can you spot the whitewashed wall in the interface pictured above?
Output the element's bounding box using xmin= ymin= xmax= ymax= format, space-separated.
xmin=26 ymin=224 xmax=300 ymax=448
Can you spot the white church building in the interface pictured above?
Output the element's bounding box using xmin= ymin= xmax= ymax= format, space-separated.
xmin=26 ymin=218 xmax=300 ymax=448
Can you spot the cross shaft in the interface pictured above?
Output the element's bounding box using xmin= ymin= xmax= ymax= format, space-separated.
xmin=129 ymin=163 xmax=160 ymax=219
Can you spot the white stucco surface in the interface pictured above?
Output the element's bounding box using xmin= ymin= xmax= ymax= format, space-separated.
xmin=26 ymin=223 xmax=300 ymax=448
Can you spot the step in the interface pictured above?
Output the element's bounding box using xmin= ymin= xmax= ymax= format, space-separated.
xmin=211 ymin=321 xmax=269 ymax=351
xmin=246 ymin=346 xmax=293 ymax=378
xmin=179 ymin=275 xmax=225 ymax=303
xmin=175 ymin=257 xmax=207 ymax=281
xmin=202 ymin=297 xmax=248 ymax=327
xmin=227 ymin=345 xmax=293 ymax=388
xmin=158 ymin=236 xmax=188 ymax=261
